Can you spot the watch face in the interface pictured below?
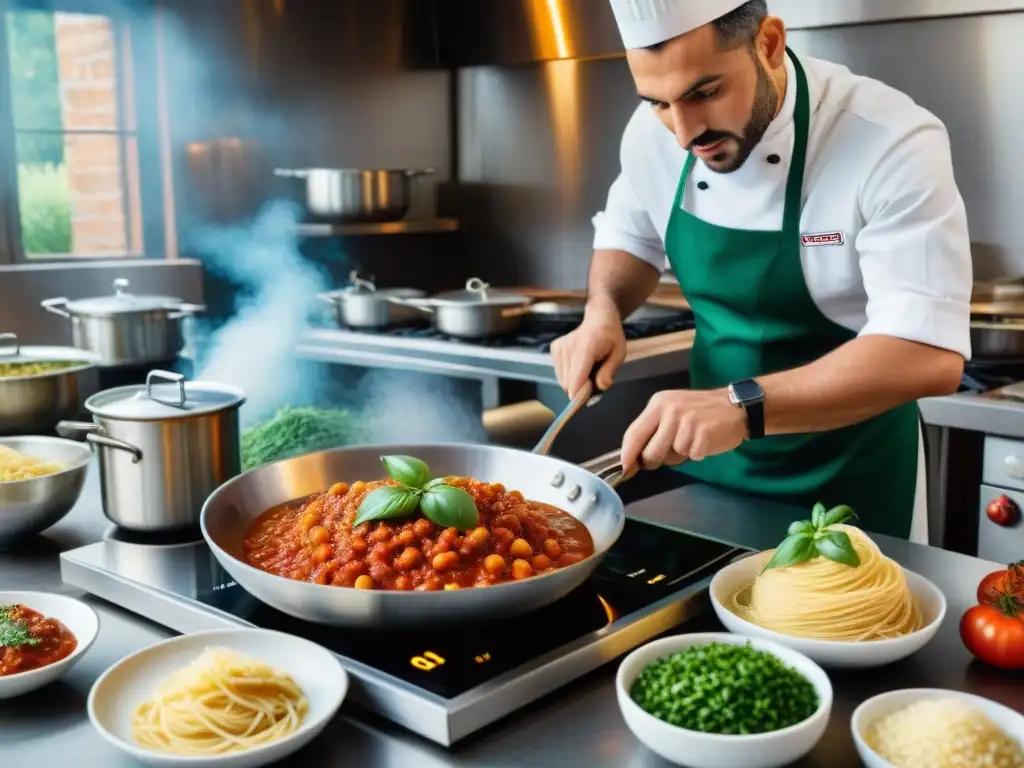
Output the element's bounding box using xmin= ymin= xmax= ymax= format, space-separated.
xmin=730 ymin=379 xmax=764 ymax=404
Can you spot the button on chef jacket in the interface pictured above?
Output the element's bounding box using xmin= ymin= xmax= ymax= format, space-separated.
xmin=593 ymin=53 xmax=973 ymax=361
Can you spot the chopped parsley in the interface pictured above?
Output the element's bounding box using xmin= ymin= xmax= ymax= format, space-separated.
xmin=0 ymin=605 xmax=40 ymax=648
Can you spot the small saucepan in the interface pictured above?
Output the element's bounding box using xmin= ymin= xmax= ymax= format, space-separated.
xmin=317 ymin=271 xmax=426 ymax=329
xmin=971 ymin=301 xmax=1024 ymax=360
xmin=389 ymin=278 xmax=534 ymax=338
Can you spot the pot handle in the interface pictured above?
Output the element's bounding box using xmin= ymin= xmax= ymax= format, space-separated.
xmin=385 ymin=295 xmax=435 ymax=314
xmin=56 ymin=421 xmax=144 ymax=464
xmin=147 ymin=369 xmax=187 ymax=408
xmin=166 ymin=303 xmax=206 ymax=320
xmin=316 ymin=292 xmax=340 ymax=307
xmin=501 ymin=304 xmax=535 ymax=319
xmin=0 ymin=332 xmax=18 ymax=357
xmin=40 ymin=298 xmax=72 ymax=319
xmin=274 ymin=168 xmax=310 ymax=179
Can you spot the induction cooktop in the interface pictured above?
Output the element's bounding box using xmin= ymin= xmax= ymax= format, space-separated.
xmin=60 ymin=518 xmax=748 ymax=746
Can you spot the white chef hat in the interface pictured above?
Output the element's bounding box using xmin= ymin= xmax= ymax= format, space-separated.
xmin=609 ymin=0 xmax=751 ymax=49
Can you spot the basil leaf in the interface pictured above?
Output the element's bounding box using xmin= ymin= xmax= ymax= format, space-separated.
xmin=788 ymin=520 xmax=814 ymax=536
xmin=379 ymin=455 xmax=431 ymax=489
xmin=424 ymin=477 xmax=447 ymax=491
xmin=761 ymin=533 xmax=816 ymax=573
xmin=820 ymin=504 xmax=856 ymax=530
xmin=814 ymin=529 xmax=861 ymax=568
xmin=420 ymin=484 xmax=479 ymax=531
xmin=810 ymin=502 xmax=826 ymax=529
xmin=354 ymin=486 xmax=421 ymax=527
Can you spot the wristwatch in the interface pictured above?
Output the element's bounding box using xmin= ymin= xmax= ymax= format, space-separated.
xmin=728 ymin=379 xmax=765 ymax=440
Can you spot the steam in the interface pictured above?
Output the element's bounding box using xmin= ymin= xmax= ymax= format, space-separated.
xmin=190 ymin=201 xmax=331 ymax=427
xmin=356 ymin=371 xmax=489 ymax=445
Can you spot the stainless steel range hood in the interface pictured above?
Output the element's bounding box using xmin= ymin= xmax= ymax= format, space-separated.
xmin=436 ymin=0 xmax=1024 ymax=68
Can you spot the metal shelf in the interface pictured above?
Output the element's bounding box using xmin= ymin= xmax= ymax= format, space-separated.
xmin=295 ymin=218 xmax=460 ymax=237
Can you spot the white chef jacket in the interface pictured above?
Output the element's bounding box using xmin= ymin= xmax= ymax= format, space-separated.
xmin=593 ymin=53 xmax=974 ymax=361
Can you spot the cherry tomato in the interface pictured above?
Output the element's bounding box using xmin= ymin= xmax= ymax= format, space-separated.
xmin=960 ymin=600 xmax=1024 ymax=669
xmin=978 ymin=561 xmax=1024 ymax=605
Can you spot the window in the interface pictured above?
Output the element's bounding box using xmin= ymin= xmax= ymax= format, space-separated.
xmin=0 ymin=1 xmax=165 ymax=262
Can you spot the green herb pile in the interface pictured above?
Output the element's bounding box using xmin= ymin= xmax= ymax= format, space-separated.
xmin=0 ymin=605 xmax=39 ymax=649
xmin=240 ymin=405 xmax=369 ymax=472
xmin=356 ymin=455 xmax=480 ymax=531
xmin=630 ymin=642 xmax=818 ymax=734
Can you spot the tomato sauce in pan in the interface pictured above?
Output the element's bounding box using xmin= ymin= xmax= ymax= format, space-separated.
xmin=243 ymin=477 xmax=595 ymax=591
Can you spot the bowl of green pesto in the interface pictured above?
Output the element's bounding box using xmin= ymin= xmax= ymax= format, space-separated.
xmin=615 ymin=632 xmax=832 ymax=768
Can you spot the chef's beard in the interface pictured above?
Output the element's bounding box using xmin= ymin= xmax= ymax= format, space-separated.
xmin=691 ymin=57 xmax=779 ymax=174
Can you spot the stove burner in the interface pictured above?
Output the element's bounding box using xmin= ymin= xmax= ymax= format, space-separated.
xmin=960 ymin=358 xmax=1024 ymax=393
xmin=317 ymin=311 xmax=696 ymax=352
xmin=103 ymin=525 xmax=204 ymax=546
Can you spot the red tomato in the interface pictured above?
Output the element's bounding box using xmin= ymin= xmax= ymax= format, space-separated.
xmin=977 ymin=561 xmax=1024 ymax=605
xmin=960 ymin=601 xmax=1024 ymax=669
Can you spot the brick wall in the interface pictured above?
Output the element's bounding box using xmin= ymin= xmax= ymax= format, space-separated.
xmin=54 ymin=13 xmax=127 ymax=254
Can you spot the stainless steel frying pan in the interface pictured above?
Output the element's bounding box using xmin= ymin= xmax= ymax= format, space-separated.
xmin=200 ymin=382 xmax=626 ymax=627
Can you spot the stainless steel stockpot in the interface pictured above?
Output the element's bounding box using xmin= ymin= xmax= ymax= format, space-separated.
xmin=41 ymin=278 xmax=205 ymax=367
xmin=58 ymin=370 xmax=245 ymax=531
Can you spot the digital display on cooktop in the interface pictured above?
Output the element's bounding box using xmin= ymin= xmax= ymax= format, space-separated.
xmin=194 ymin=519 xmax=743 ymax=700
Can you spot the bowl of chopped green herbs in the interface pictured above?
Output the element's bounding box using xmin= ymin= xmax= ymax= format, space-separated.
xmin=616 ymin=632 xmax=832 ymax=768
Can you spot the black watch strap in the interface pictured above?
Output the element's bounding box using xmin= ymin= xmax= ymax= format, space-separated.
xmin=729 ymin=379 xmax=765 ymax=440
xmin=745 ymin=399 xmax=765 ymax=440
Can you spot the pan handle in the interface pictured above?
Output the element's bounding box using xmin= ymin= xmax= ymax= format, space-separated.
xmin=580 ymin=449 xmax=633 ymax=490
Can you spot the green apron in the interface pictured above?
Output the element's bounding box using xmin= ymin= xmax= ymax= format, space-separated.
xmin=664 ymin=49 xmax=918 ymax=539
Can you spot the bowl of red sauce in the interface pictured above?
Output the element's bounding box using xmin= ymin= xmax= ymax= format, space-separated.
xmin=0 ymin=590 xmax=99 ymax=699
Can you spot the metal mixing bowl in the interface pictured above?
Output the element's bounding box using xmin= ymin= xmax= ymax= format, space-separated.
xmin=0 ymin=436 xmax=91 ymax=549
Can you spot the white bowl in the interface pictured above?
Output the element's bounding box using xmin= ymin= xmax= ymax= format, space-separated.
xmin=0 ymin=590 xmax=99 ymax=699
xmin=852 ymin=688 xmax=1024 ymax=767
xmin=709 ymin=551 xmax=946 ymax=668
xmin=88 ymin=628 xmax=349 ymax=768
xmin=616 ymin=632 xmax=832 ymax=768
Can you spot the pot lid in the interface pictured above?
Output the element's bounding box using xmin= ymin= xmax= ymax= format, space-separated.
xmin=431 ymin=278 xmax=531 ymax=307
xmin=337 ymin=271 xmax=424 ymax=299
xmin=58 ymin=278 xmax=188 ymax=316
xmin=86 ymin=370 xmax=246 ymax=420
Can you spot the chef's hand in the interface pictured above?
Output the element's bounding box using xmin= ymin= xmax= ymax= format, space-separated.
xmin=620 ymin=389 xmax=748 ymax=472
xmin=550 ymin=308 xmax=627 ymax=399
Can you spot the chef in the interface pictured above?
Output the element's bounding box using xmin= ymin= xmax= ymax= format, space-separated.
xmin=550 ymin=0 xmax=973 ymax=541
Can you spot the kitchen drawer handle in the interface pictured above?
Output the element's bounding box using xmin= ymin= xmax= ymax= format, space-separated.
xmin=1004 ymin=455 xmax=1024 ymax=480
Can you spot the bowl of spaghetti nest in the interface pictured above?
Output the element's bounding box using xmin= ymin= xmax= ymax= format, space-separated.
xmin=709 ymin=503 xmax=946 ymax=668
xmin=87 ymin=628 xmax=348 ymax=768
xmin=0 ymin=436 xmax=92 ymax=549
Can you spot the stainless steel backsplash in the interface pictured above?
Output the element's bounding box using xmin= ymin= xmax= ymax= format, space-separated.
xmin=455 ymin=10 xmax=1024 ymax=287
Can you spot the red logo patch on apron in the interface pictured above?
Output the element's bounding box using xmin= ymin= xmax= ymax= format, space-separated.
xmin=801 ymin=231 xmax=845 ymax=247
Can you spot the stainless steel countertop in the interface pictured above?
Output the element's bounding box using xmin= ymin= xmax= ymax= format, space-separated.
xmin=297 ymin=325 xmax=1024 ymax=442
xmin=297 ymin=327 xmax=695 ymax=385
xmin=0 ymin=461 xmax=1015 ymax=767
xmin=919 ymin=390 xmax=1024 ymax=439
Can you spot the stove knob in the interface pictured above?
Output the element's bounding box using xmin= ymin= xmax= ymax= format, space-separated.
xmin=986 ymin=495 xmax=1020 ymax=527
xmin=1005 ymin=455 xmax=1024 ymax=480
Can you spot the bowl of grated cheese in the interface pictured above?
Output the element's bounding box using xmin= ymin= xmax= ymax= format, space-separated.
xmin=852 ymin=688 xmax=1024 ymax=768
